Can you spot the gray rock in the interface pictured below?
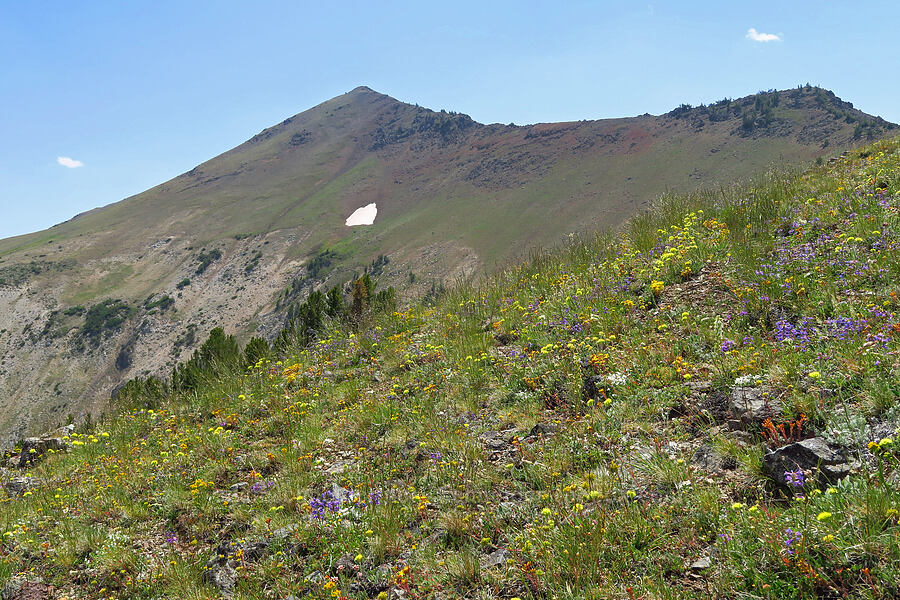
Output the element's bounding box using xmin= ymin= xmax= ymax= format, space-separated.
xmin=421 ymin=527 xmax=447 ymax=547
xmin=200 ymin=542 xmax=237 ymax=598
xmin=691 ymin=444 xmax=736 ymax=473
xmin=45 ymin=424 xmax=75 ymax=438
xmin=869 ymin=421 xmax=898 ymax=446
xmin=229 ymin=482 xmax=248 ymax=492
xmin=729 ymin=387 xmax=781 ymax=427
xmin=0 ymin=578 xmax=55 ymax=600
xmin=689 ymin=556 xmax=712 ymax=570
xmin=18 ymin=437 xmax=66 ymax=468
xmin=480 ymin=548 xmax=513 ymax=569
xmin=2 ymin=477 xmax=39 ymax=497
xmin=480 ymin=431 xmax=510 ymax=451
xmin=630 ymin=444 xmax=655 ymax=460
xmin=728 ymin=430 xmax=754 ymax=446
xmin=527 ymin=423 xmax=557 ymax=438
xmin=332 ymin=553 xmax=357 ymax=573
xmin=202 ymin=562 xmax=236 ymax=597
xmin=698 ymin=390 xmax=731 ymax=424
xmin=304 ymin=570 xmax=325 ymax=584
xmin=271 ymin=524 xmax=298 ymax=539
xmin=202 ymin=538 xmax=269 ymax=596
xmin=497 ymin=501 xmax=520 ymax=514
xmin=763 ymin=437 xmax=851 ymax=489
xmin=242 ymin=540 xmax=269 ymax=563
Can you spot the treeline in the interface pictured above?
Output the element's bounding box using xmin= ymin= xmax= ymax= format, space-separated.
xmin=740 ymin=92 xmax=780 ymax=132
xmin=278 ymin=273 xmax=396 ymax=347
xmin=666 ymin=86 xmax=895 ymax=139
xmin=276 ymin=249 xmax=339 ymax=313
xmin=667 ymin=90 xmax=782 ymax=131
xmin=115 ymin=274 xmax=397 ymax=407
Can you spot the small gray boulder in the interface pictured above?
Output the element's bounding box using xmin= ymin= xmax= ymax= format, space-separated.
xmin=763 ymin=437 xmax=851 ymax=489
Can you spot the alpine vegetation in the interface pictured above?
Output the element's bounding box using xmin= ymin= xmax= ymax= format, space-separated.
xmin=2 ymin=137 xmax=900 ymax=599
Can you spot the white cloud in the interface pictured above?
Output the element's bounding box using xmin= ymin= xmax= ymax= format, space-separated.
xmin=57 ymin=156 xmax=84 ymax=168
xmin=746 ymin=28 xmax=781 ymax=42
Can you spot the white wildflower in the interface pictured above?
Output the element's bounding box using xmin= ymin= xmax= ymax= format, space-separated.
xmin=606 ymin=372 xmax=628 ymax=386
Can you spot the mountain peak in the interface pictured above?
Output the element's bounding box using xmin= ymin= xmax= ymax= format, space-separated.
xmin=342 ymin=85 xmax=390 ymax=102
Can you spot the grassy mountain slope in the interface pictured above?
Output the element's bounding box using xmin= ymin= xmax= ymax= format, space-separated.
xmin=0 ymin=86 xmax=894 ymax=446
xmin=2 ymin=136 xmax=899 ymax=598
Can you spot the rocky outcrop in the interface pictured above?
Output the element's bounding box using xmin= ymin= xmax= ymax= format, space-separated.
xmin=2 ymin=476 xmax=41 ymax=497
xmin=202 ymin=539 xmax=271 ymax=597
xmin=18 ymin=437 xmax=66 ymax=469
xmin=0 ymin=579 xmax=55 ymax=600
xmin=729 ymin=387 xmax=781 ymax=428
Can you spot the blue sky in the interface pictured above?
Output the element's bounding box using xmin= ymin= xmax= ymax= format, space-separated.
xmin=2 ymin=1 xmax=898 ymax=240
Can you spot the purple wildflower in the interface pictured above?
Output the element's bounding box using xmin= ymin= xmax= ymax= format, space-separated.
xmin=250 ymin=480 xmax=276 ymax=495
xmin=783 ymin=528 xmax=802 ymax=555
xmin=310 ymin=490 xmax=342 ymax=520
xmin=784 ymin=469 xmax=805 ymax=488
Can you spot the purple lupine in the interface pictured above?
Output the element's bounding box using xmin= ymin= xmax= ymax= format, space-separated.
xmin=784 ymin=469 xmax=805 ymax=488
xmin=783 ymin=528 xmax=802 ymax=555
xmin=773 ymin=319 xmax=813 ymax=348
xmin=310 ymin=490 xmax=342 ymax=520
xmin=250 ymin=480 xmax=276 ymax=495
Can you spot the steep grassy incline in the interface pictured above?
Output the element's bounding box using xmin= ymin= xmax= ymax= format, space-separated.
xmin=2 ymin=139 xmax=900 ymax=598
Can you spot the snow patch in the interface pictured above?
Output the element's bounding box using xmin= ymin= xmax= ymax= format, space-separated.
xmin=345 ymin=203 xmax=377 ymax=226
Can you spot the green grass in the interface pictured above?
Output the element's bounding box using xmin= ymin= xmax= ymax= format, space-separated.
xmin=2 ymin=136 xmax=900 ymax=598
xmin=63 ymin=262 xmax=134 ymax=305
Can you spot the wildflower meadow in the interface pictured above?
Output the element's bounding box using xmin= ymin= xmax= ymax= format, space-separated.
xmin=2 ymin=138 xmax=900 ymax=599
